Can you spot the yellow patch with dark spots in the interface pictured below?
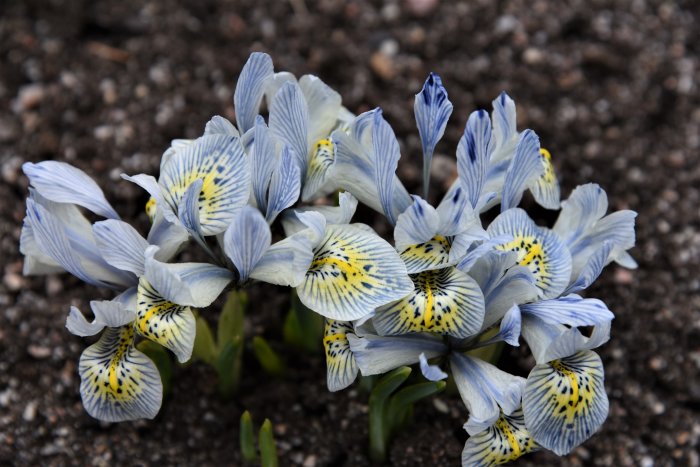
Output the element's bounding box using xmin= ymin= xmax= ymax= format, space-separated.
xmin=497 ymin=235 xmax=552 ymax=292
xmin=145 ymin=197 xmax=157 ymax=222
xmin=373 ymin=267 xmax=484 ymax=338
xmin=400 ymin=235 xmax=451 ymax=273
xmin=462 ymin=409 xmax=538 ymax=466
xmin=323 ymin=319 xmax=357 ymax=391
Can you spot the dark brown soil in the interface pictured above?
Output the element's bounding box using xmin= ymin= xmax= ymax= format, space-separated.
xmin=1 ymin=0 xmax=699 ymax=465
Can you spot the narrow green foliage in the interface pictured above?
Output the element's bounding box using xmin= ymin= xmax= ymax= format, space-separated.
xmin=218 ymin=290 xmax=247 ymax=345
xmin=259 ymin=419 xmax=279 ymax=467
xmin=192 ymin=315 xmax=217 ymax=365
xmin=216 ymin=337 xmax=244 ymax=398
xmin=368 ymin=367 xmax=411 ymax=462
xmin=136 ymin=340 xmax=173 ymax=396
xmin=283 ymin=290 xmax=323 ymax=353
xmin=368 ymin=367 xmax=447 ymax=462
xmin=240 ymin=411 xmax=257 ymax=464
xmin=252 ymin=336 xmax=285 ymax=376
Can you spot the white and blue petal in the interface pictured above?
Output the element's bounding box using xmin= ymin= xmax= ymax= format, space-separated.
xmin=521 ymin=315 xmax=611 ymax=364
xmin=462 ymin=408 xmax=538 ymax=467
xmin=143 ymin=246 xmax=233 ymax=308
xmin=523 ymin=350 xmax=608 ymax=455
xmin=419 ymin=352 xmax=448 ymax=381
xmin=146 ymin=209 xmax=189 ymax=262
xmin=93 ymin=219 xmax=149 ymax=277
xmin=265 ymin=145 xmax=301 ymax=223
xmin=435 ymin=181 xmax=479 ymax=237
xmin=490 ymin=91 xmax=518 ymax=161
xmin=450 ymin=352 xmax=525 ymax=435
xmin=324 ymin=319 xmax=358 ymax=392
xmin=282 ymin=192 xmax=358 ymax=236
xmin=457 ymin=110 xmax=492 ymax=209
xmin=297 ymin=224 xmax=413 ymax=321
xmin=121 ymin=173 xmax=178 ymax=225
xmin=136 ymin=277 xmax=196 ymax=363
xmin=25 ymin=197 xmax=134 ymax=289
xmin=520 ymin=294 xmax=614 ymax=327
xmin=250 ymin=116 xmax=277 ymax=212
xmin=204 ymin=115 xmax=239 ymax=137
xmin=223 ymin=206 xmax=271 ymax=283
xmin=501 ymin=130 xmax=544 ymax=211
xmin=302 ymin=137 xmax=336 ymax=201
xmin=78 ymin=325 xmax=162 ymax=422
xmin=347 ymin=332 xmax=447 ymax=376
xmin=372 ymin=109 xmax=403 ymax=225
xmin=66 ymin=299 xmax=135 ymax=337
xmin=414 ymin=73 xmax=453 ymax=196
xmin=269 ymin=80 xmax=309 ymax=175
xmin=299 ymin=74 xmax=343 ymax=146
xmin=373 ymin=267 xmax=485 ymax=339
xmin=234 ymin=52 xmax=274 ymax=134
xmin=19 ymin=218 xmax=64 ymax=275
xmin=564 ymin=241 xmax=613 ymax=294
xmin=394 ymin=196 xmax=440 ymax=252
xmin=488 ymin=208 xmax=572 ymax=299
xmin=456 ymin=234 xmax=513 ymax=273
xmin=23 ymin=161 xmax=119 ymax=219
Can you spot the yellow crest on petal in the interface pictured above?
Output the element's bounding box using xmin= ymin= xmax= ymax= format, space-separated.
xmin=462 ymin=408 xmax=538 ymax=466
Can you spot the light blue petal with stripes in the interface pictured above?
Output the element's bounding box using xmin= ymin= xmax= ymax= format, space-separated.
xmin=234 ymin=52 xmax=274 ymax=134
xmin=144 ymin=246 xmax=233 ymax=308
xmin=450 ymin=353 xmax=525 ymax=435
xmin=347 ymin=332 xmax=447 ymax=376
xmin=266 ymin=145 xmax=301 ymax=224
xmin=419 ymin=352 xmax=448 ymax=381
xmin=281 ymin=192 xmax=358 ymax=236
xmin=521 ymin=315 xmax=611 ymax=364
xmin=299 ymin=74 xmax=342 ymax=145
xmin=491 ymin=91 xmax=518 ymax=161
xmin=23 ymin=161 xmax=120 ymax=219
xmin=501 ymin=130 xmax=544 ymax=211
xmin=564 ymin=241 xmax=613 ymax=294
xmin=394 ymin=196 xmax=440 ymax=251
xmin=520 ymin=294 xmax=614 ymax=327
xmin=66 ymin=298 xmax=136 ymax=337
xmin=457 ymin=110 xmax=493 ymax=209
xmin=414 ymin=73 xmax=453 ymax=196
xmin=372 ymin=109 xmax=403 ymax=225
xmin=224 ymin=206 xmax=271 ymax=283
xmin=204 ymin=115 xmax=239 ymax=136
xmin=93 ymin=219 xmax=149 ymax=276
xmin=250 ymin=115 xmax=276 ymax=212
xmin=269 ymin=80 xmax=309 ymax=175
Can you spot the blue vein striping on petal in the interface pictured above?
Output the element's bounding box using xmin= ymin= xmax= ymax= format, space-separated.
xmin=234 ymin=52 xmax=274 ymax=134
xmin=323 ymin=319 xmax=358 ymax=392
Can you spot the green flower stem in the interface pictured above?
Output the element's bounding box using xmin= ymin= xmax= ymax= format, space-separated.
xmin=240 ymin=411 xmax=257 ymax=464
xmin=252 ymin=336 xmax=285 ymax=376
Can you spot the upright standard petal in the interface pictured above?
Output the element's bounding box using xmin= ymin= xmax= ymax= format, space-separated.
xmin=136 ymin=277 xmax=196 ymax=363
xmin=521 ymin=315 xmax=611 ymax=364
xmin=490 ymin=92 xmax=518 ymax=161
xmin=373 ymin=267 xmax=485 ymax=339
xmin=269 ymin=81 xmax=309 ymax=175
xmin=250 ymin=116 xmax=277 ymax=212
xmin=414 ymin=73 xmax=453 ymax=197
xmin=224 ymin=206 xmax=272 ymax=283
xmin=93 ymin=220 xmax=149 ymax=277
xmin=79 ymin=325 xmax=162 ymax=422
xmin=450 ymin=353 xmax=525 ymax=435
xmin=144 ymin=246 xmax=233 ymax=308
xmin=234 ymin=52 xmax=274 ymax=133
xmin=159 ymin=134 xmax=251 ymax=236
xmin=299 ymin=74 xmax=343 ymax=145
xmin=297 ymin=224 xmax=413 ymax=321
xmin=347 ymin=332 xmax=447 ymax=376
xmin=23 ymin=161 xmax=120 ymax=219
xmin=523 ymin=350 xmax=609 ymax=455
xmin=462 ymin=408 xmax=538 ymax=467
xmin=488 ymin=208 xmax=572 ymax=299
xmin=265 ymin=145 xmax=301 ymax=224
xmin=457 ymin=110 xmax=493 ymax=209
xmin=324 ymin=320 xmax=358 ymax=392
xmin=501 ymin=130 xmax=544 ymax=211
xmin=283 ymin=192 xmax=358 ymax=235
xmin=564 ymin=242 xmax=613 ymax=294
xmin=372 ymin=110 xmax=403 ymax=225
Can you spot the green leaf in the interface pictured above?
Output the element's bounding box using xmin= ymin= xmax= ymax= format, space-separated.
xmin=136 ymin=340 xmax=173 ymax=397
xmin=216 ymin=337 xmax=244 ymax=398
xmin=258 ymin=419 xmax=279 ymax=467
xmin=240 ymin=411 xmax=257 ymax=464
xmin=192 ymin=315 xmax=217 ymax=365
xmin=252 ymin=336 xmax=285 ymax=376
xmin=387 ymin=381 xmax=446 ymax=431
xmin=368 ymin=367 xmax=412 ymax=462
xmin=218 ymin=290 xmax=246 ymax=346
xmin=283 ymin=291 xmax=323 ymax=353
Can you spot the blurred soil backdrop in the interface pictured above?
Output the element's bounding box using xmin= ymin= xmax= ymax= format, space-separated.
xmin=1 ymin=0 xmax=700 ymax=465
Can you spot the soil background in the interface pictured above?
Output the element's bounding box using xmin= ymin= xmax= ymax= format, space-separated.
xmin=1 ymin=0 xmax=699 ymax=466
